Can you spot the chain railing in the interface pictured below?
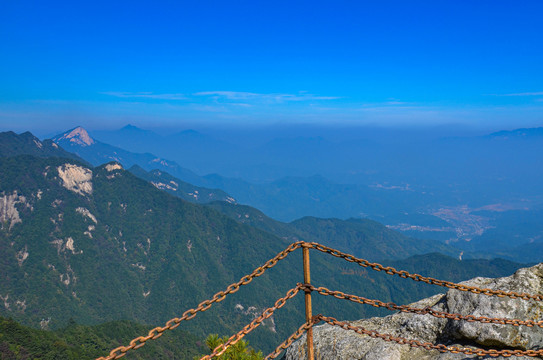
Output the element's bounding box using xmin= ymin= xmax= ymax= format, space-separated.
xmin=303 ymin=284 xmax=543 ymax=328
xmin=96 ymin=241 xmax=304 ymax=360
xmin=315 ymin=315 xmax=543 ymax=358
xmin=307 ymin=242 xmax=543 ymax=301
xmin=95 ymin=241 xmax=543 ymax=360
xmin=200 ymin=285 xmax=302 ymax=360
xmin=264 ymin=319 xmax=318 ymax=360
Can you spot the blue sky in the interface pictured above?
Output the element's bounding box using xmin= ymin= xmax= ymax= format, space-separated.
xmin=1 ymin=0 xmax=542 ymax=134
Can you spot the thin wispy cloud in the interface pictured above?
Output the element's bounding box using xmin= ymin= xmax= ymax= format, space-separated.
xmin=101 ymin=92 xmax=187 ymax=100
xmin=194 ymin=91 xmax=340 ymax=102
xmin=101 ymin=90 xmax=340 ymax=104
xmin=194 ymin=91 xmax=259 ymax=100
xmin=491 ymin=91 xmax=543 ymax=97
xmin=356 ymin=99 xmax=414 ymax=108
xmin=383 ymin=100 xmax=410 ymax=105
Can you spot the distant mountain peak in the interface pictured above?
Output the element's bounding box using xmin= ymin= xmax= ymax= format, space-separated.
xmin=54 ymin=126 xmax=95 ymax=147
xmin=489 ymin=127 xmax=543 ymax=138
xmin=180 ymin=129 xmax=200 ymax=135
xmin=120 ymin=124 xmax=144 ymax=132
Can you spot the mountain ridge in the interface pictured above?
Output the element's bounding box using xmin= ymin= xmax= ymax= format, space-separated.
xmin=0 ymin=152 xmax=530 ymax=354
xmin=51 ymin=126 xmax=203 ymax=184
xmin=128 ymin=165 xmax=237 ymax=205
xmin=39 ymin=126 xmax=543 ymax=260
xmin=0 ymin=130 xmax=85 ymax=162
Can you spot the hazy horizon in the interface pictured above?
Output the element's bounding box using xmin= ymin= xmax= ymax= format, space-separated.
xmin=1 ymin=1 xmax=542 ymax=133
xmin=3 ymin=121 xmax=535 ymax=143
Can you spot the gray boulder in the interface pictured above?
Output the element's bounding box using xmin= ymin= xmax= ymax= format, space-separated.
xmin=284 ymin=264 xmax=543 ymax=359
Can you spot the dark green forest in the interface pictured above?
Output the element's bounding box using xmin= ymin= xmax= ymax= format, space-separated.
xmin=0 ymin=143 xmax=533 ymax=359
xmin=0 ymin=316 xmax=205 ymax=360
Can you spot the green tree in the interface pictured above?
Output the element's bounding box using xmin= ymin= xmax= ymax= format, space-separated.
xmin=195 ymin=334 xmax=263 ymax=360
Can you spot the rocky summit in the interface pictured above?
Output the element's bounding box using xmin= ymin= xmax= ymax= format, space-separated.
xmin=285 ymin=264 xmax=543 ymax=360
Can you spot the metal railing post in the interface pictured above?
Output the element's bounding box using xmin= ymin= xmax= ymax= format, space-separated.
xmin=302 ymin=244 xmax=315 ymax=360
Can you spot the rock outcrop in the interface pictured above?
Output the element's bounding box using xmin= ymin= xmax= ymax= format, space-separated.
xmin=54 ymin=126 xmax=95 ymax=146
xmin=0 ymin=191 xmax=26 ymax=230
xmin=285 ymin=264 xmax=543 ymax=359
xmin=57 ymin=164 xmax=93 ymax=195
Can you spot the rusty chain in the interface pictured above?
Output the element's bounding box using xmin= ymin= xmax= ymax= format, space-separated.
xmin=199 ymin=284 xmax=302 ymax=360
xmin=304 ymin=284 xmax=543 ymax=328
xmin=307 ymin=242 xmax=543 ymax=301
xmin=97 ymin=241 xmax=543 ymax=359
xmin=95 ymin=241 xmax=304 ymax=360
xmin=317 ymin=315 xmax=543 ymax=358
xmin=264 ymin=319 xmax=317 ymax=360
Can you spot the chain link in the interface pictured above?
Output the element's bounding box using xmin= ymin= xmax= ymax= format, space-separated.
xmin=95 ymin=241 xmax=304 ymax=360
xmin=97 ymin=241 xmax=543 ymax=359
xmin=316 ymin=315 xmax=543 ymax=358
xmin=264 ymin=319 xmax=317 ymax=360
xmin=304 ymin=284 xmax=543 ymax=328
xmin=307 ymin=242 xmax=543 ymax=301
xmin=199 ymin=285 xmax=302 ymax=360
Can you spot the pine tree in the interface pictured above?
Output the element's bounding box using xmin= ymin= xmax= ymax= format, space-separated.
xmin=195 ymin=334 xmax=263 ymax=360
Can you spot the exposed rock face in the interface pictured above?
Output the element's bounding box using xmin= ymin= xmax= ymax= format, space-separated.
xmin=54 ymin=126 xmax=95 ymax=146
xmin=50 ymin=237 xmax=82 ymax=255
xmin=57 ymin=164 xmax=93 ymax=195
xmin=16 ymin=245 xmax=29 ymax=266
xmin=105 ymin=163 xmax=123 ymax=172
xmin=285 ymin=264 xmax=543 ymax=360
xmin=75 ymin=207 xmax=98 ymax=223
xmin=0 ymin=191 xmax=26 ymax=230
xmin=152 ymin=181 xmax=178 ymax=192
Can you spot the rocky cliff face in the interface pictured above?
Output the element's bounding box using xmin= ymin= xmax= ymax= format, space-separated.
xmin=285 ymin=264 xmax=543 ymax=360
xmin=0 ymin=191 xmax=26 ymax=230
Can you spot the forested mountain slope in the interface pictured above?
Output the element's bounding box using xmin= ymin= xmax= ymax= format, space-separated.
xmin=0 ymin=155 xmax=530 ymax=354
xmin=207 ymin=201 xmax=459 ymax=261
xmin=129 ymin=165 xmax=236 ymax=205
xmin=0 ymin=316 xmax=204 ymax=360
xmin=0 ymin=130 xmax=84 ymax=162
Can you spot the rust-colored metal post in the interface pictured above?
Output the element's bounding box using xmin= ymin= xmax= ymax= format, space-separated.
xmin=302 ymin=244 xmax=315 ymax=360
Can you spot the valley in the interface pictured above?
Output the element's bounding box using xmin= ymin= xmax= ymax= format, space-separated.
xmin=0 ymin=127 xmax=541 ymax=359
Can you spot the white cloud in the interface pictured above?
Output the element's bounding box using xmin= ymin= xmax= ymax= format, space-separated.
xmin=100 ymin=90 xmax=339 ymax=104
xmin=194 ymin=91 xmax=340 ymax=102
xmin=101 ymin=92 xmax=187 ymax=100
xmin=193 ymin=91 xmax=259 ymax=100
xmin=493 ymin=91 xmax=543 ymax=97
